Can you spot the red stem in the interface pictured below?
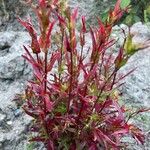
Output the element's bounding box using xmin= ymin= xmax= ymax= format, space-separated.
xmin=67 ymin=51 xmax=73 ymax=113
xmin=91 ymin=68 xmax=118 ymax=112
xmin=78 ymin=86 xmax=87 ymax=119
xmin=44 ymin=51 xmax=48 ymax=93
xmin=58 ymin=31 xmax=64 ymax=81
xmin=110 ymin=71 xmax=117 ymax=90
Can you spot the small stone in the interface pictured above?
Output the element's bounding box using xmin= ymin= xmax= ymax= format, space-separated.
xmin=15 ymin=130 xmax=19 ymax=134
xmin=0 ymin=134 xmax=4 ymax=142
xmin=7 ymin=121 xmax=12 ymax=125
xmin=0 ymin=113 xmax=6 ymax=121
xmin=14 ymin=109 xmax=21 ymax=117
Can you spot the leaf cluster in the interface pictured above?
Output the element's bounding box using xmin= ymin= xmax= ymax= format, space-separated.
xmin=17 ymin=0 xmax=149 ymax=149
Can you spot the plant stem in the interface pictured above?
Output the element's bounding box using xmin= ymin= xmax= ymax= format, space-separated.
xmin=91 ymin=68 xmax=118 ymax=112
xmin=58 ymin=31 xmax=64 ymax=81
xmin=44 ymin=51 xmax=48 ymax=94
xmin=67 ymin=51 xmax=73 ymax=113
xmin=110 ymin=70 xmax=117 ymax=90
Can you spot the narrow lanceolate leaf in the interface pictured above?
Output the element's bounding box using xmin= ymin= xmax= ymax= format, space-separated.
xmin=44 ymin=94 xmax=54 ymax=112
xmin=113 ymin=0 xmax=122 ymax=17
xmin=112 ymin=128 xmax=129 ymax=136
xmin=65 ymin=34 xmax=72 ymax=52
xmin=22 ymin=46 xmax=43 ymax=77
xmin=39 ymin=20 xmax=56 ymax=50
xmin=69 ymin=8 xmax=78 ymax=51
xmin=110 ymin=100 xmax=125 ymax=124
xmin=94 ymin=128 xmax=118 ymax=148
xmin=115 ymin=48 xmax=127 ymax=69
xmin=30 ymin=82 xmax=41 ymax=94
xmin=124 ymin=33 xmax=138 ymax=56
xmin=120 ymin=0 xmax=131 ymax=9
xmin=97 ymin=17 xmax=106 ymax=42
xmin=38 ymin=0 xmax=46 ymax=8
xmin=81 ymin=16 xmax=86 ymax=33
xmin=72 ymin=8 xmax=78 ymax=22
xmin=47 ymin=140 xmax=54 ymax=150
xmin=89 ymin=145 xmax=97 ymax=150
xmin=23 ymin=106 xmax=45 ymax=119
xmin=90 ymin=28 xmax=97 ymax=52
xmin=18 ymin=18 xmax=41 ymax=54
xmin=56 ymin=13 xmax=66 ymax=26
xmin=112 ymin=0 xmax=126 ymax=22
xmin=22 ymin=46 xmax=41 ymax=68
xmin=129 ymin=125 xmax=145 ymax=145
xmin=47 ymin=52 xmax=61 ymax=72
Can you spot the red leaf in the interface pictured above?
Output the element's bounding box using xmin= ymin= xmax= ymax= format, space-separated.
xmin=44 ymin=94 xmax=54 ymax=112
xmin=69 ymin=143 xmax=76 ymax=150
xmin=65 ymin=34 xmax=72 ymax=52
xmin=94 ymin=128 xmax=118 ymax=148
xmin=18 ymin=18 xmax=41 ymax=54
xmin=56 ymin=13 xmax=66 ymax=26
xmin=22 ymin=46 xmax=43 ymax=76
xmin=112 ymin=100 xmax=125 ymax=122
xmin=89 ymin=144 xmax=97 ymax=150
xmin=38 ymin=0 xmax=46 ymax=8
xmin=33 ymin=66 xmax=43 ymax=80
xmin=23 ymin=106 xmax=45 ymax=119
xmin=72 ymin=8 xmax=78 ymax=22
xmin=97 ymin=17 xmax=106 ymax=43
xmin=114 ymin=0 xmax=121 ymax=15
xmin=23 ymin=107 xmax=37 ymax=118
xmin=22 ymin=54 xmax=43 ymax=77
xmin=80 ymin=16 xmax=86 ymax=47
xmin=90 ymin=27 xmax=97 ymax=52
xmin=47 ymin=140 xmax=54 ymax=150
xmin=129 ymin=125 xmax=145 ymax=145
xmin=30 ymin=82 xmax=41 ymax=94
xmin=112 ymin=0 xmax=126 ymax=22
xmin=81 ymin=16 xmax=86 ymax=33
xmin=47 ymin=52 xmax=61 ymax=72
xmin=46 ymin=21 xmax=56 ymax=48
xmin=39 ymin=20 xmax=56 ymax=50
xmin=112 ymin=128 xmax=129 ymax=136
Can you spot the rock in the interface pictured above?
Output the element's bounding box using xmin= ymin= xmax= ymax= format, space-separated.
xmin=131 ymin=22 xmax=150 ymax=36
xmin=0 ymin=112 xmax=6 ymax=125
xmin=0 ymin=32 xmax=17 ymax=48
xmin=6 ymin=121 xmax=12 ymax=125
xmin=114 ymin=23 xmax=150 ymax=149
xmin=104 ymin=22 xmax=150 ymax=150
xmin=0 ymin=31 xmax=32 ymax=109
xmin=0 ymin=31 xmax=33 ymax=150
xmin=117 ymin=22 xmax=150 ymax=106
xmin=0 ymin=0 xmax=31 ymax=31
xmin=0 ymin=105 xmax=32 ymax=150
xmin=0 ymin=56 xmax=25 ymax=80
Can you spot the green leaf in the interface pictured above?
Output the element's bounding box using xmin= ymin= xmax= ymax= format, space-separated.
xmin=118 ymin=58 xmax=128 ymax=68
xmin=55 ymin=102 xmax=67 ymax=114
xmin=124 ymin=34 xmax=133 ymax=54
xmin=124 ymin=15 xmax=134 ymax=26
xmin=120 ymin=0 xmax=131 ymax=9
xmin=124 ymin=33 xmax=140 ymax=56
xmin=26 ymin=142 xmax=34 ymax=150
xmin=101 ymin=12 xmax=108 ymax=23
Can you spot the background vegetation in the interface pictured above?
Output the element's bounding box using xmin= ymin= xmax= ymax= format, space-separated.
xmin=92 ymin=0 xmax=150 ymax=25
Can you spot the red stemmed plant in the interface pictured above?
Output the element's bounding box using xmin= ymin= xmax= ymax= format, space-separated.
xmin=17 ymin=0 xmax=149 ymax=149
